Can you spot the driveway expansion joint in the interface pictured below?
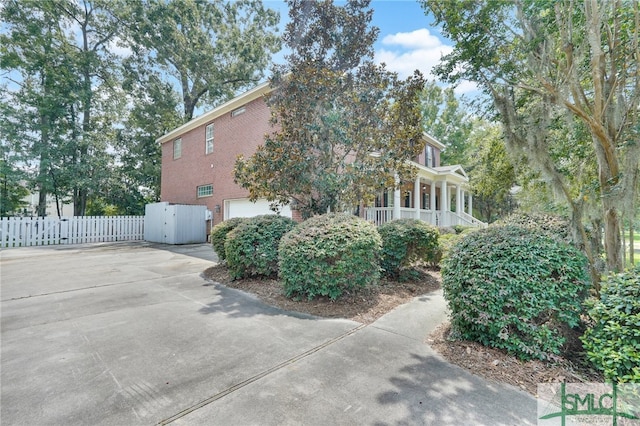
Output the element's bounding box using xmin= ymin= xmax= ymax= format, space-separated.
xmin=156 ymin=323 xmax=367 ymax=425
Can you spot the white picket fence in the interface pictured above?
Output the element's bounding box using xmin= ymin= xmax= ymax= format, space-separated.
xmin=0 ymin=216 xmax=145 ymax=248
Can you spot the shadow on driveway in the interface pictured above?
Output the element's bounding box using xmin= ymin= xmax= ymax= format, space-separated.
xmin=197 ymin=281 xmax=320 ymax=321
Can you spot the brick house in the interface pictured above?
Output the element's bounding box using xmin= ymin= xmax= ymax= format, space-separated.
xmin=157 ymin=81 xmax=485 ymax=228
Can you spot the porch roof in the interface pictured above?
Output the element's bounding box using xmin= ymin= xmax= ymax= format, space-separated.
xmin=411 ymin=161 xmax=470 ymax=185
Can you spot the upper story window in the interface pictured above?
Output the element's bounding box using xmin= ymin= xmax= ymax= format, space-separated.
xmin=197 ymin=184 xmax=213 ymax=198
xmin=173 ymin=138 xmax=182 ymax=159
xmin=231 ymin=106 xmax=246 ymax=117
xmin=205 ymin=123 xmax=214 ymax=154
xmin=425 ymin=145 xmax=434 ymax=168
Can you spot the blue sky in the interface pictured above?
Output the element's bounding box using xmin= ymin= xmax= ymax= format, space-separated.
xmin=264 ymin=0 xmax=475 ymax=94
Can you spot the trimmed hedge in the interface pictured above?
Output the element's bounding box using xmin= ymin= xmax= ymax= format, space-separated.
xmin=378 ymin=219 xmax=438 ymax=279
xmin=210 ymin=217 xmax=247 ymax=261
xmin=225 ymin=215 xmax=297 ymax=280
xmin=441 ymin=226 xmax=591 ymax=361
xmin=581 ymin=265 xmax=640 ymax=383
xmin=278 ymin=213 xmax=381 ymax=300
xmin=430 ymin=227 xmax=481 ymax=268
xmin=430 ymin=233 xmax=463 ymax=267
xmin=496 ymin=212 xmax=570 ymax=242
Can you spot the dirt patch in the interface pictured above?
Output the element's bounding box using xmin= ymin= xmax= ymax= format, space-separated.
xmin=429 ymin=323 xmax=604 ymax=396
xmin=203 ymin=264 xmax=440 ymax=324
xmin=203 ymin=264 xmax=603 ymax=397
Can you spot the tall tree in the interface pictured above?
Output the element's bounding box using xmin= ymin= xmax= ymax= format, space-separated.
xmin=122 ymin=0 xmax=281 ymax=121
xmin=0 ymin=154 xmax=29 ymax=217
xmin=234 ymin=0 xmax=425 ymax=218
xmin=53 ymin=0 xmax=124 ymax=216
xmin=1 ymin=0 xmax=78 ymax=216
xmin=1 ymin=0 xmax=123 ymax=216
xmin=465 ymin=121 xmax=516 ymax=222
xmin=422 ymin=0 xmax=640 ymax=274
xmin=112 ymin=74 xmax=182 ymax=214
xmin=421 ymin=81 xmax=472 ymax=166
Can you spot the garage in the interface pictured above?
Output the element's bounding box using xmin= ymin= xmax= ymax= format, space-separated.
xmin=225 ymin=198 xmax=292 ymax=219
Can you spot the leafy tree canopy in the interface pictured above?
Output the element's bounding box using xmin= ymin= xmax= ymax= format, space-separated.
xmin=122 ymin=0 xmax=281 ymax=121
xmin=235 ymin=0 xmax=425 ymax=218
xmin=422 ymin=0 xmax=640 ymax=274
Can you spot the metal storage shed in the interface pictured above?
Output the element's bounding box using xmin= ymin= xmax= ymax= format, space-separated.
xmin=144 ymin=202 xmax=208 ymax=244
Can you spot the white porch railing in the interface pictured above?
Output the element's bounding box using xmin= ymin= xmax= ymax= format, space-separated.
xmin=364 ymin=207 xmax=486 ymax=228
xmin=453 ymin=211 xmax=488 ymax=228
xmin=399 ymin=208 xmax=415 ymax=219
xmin=0 ymin=216 xmax=145 ymax=248
xmin=365 ymin=207 xmax=394 ymax=226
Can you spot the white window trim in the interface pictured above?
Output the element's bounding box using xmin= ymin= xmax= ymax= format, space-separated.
xmin=231 ymin=106 xmax=246 ymax=117
xmin=197 ymin=184 xmax=213 ymax=198
xmin=173 ymin=138 xmax=182 ymax=159
xmin=205 ymin=123 xmax=214 ymax=154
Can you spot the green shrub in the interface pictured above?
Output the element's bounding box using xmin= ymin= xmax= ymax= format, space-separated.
xmin=581 ymin=265 xmax=640 ymax=383
xmin=430 ymin=227 xmax=482 ymax=268
xmin=430 ymin=233 xmax=463 ymax=266
xmin=438 ymin=227 xmax=457 ymax=235
xmin=210 ymin=217 xmax=247 ymax=261
xmin=378 ymin=219 xmax=438 ymax=279
xmin=452 ymin=225 xmax=474 ymax=234
xmin=442 ymin=226 xmax=591 ymax=361
xmin=225 ymin=215 xmax=296 ymax=280
xmin=279 ymin=213 xmax=381 ymax=300
xmin=496 ymin=212 xmax=570 ymax=242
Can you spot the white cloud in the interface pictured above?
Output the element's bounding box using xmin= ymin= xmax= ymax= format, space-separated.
xmin=381 ymin=28 xmax=444 ymax=50
xmin=375 ymin=28 xmax=452 ymax=79
xmin=453 ymin=80 xmax=479 ymax=96
xmin=108 ymin=37 xmax=133 ymax=58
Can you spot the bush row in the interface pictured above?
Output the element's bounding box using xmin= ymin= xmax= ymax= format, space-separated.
xmin=213 ymin=211 xmax=636 ymax=377
xmin=212 ymin=214 xmax=440 ymax=299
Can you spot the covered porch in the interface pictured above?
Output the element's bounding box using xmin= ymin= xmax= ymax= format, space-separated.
xmin=364 ymin=164 xmax=487 ymax=228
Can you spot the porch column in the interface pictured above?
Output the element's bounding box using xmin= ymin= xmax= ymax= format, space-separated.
xmin=468 ymin=193 xmax=473 ymax=216
xmin=441 ymin=181 xmax=448 ymax=212
xmin=456 ymin=185 xmax=462 ymax=214
xmin=393 ymin=174 xmax=401 ymax=220
xmin=430 ymin=180 xmax=436 ymax=210
xmin=414 ymin=176 xmax=421 ymax=219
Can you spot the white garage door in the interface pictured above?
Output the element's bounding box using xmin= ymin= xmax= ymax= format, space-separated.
xmin=225 ymin=198 xmax=292 ymax=219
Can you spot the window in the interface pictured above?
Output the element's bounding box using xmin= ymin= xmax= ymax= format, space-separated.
xmin=423 ymin=193 xmax=429 ymax=210
xmin=205 ymin=123 xmax=214 ymax=154
xmin=425 ymin=145 xmax=434 ymax=167
xmin=231 ymin=106 xmax=246 ymax=117
xmin=197 ymin=184 xmax=213 ymax=198
xmin=173 ymin=138 xmax=182 ymax=159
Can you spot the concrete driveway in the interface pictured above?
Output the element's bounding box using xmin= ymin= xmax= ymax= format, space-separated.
xmin=1 ymin=242 xmax=537 ymax=425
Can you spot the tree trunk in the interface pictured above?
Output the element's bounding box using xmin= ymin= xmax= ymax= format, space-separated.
xmin=74 ymin=187 xmax=87 ymax=217
xmin=37 ymin=188 xmax=47 ymax=217
xmin=603 ymin=205 xmax=623 ymax=272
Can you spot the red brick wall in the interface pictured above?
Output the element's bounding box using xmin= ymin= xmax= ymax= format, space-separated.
xmin=160 ymin=97 xmax=274 ymax=225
